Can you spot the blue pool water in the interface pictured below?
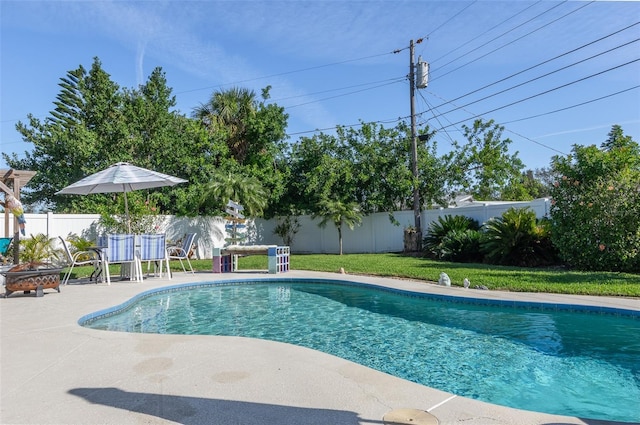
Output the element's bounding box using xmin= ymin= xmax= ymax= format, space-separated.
xmin=81 ymin=279 xmax=640 ymax=423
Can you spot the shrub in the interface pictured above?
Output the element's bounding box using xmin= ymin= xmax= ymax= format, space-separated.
xmin=551 ymin=172 xmax=640 ymax=272
xmin=439 ymin=228 xmax=483 ymax=263
xmin=481 ymin=207 xmax=556 ymax=267
xmin=273 ymin=215 xmax=301 ymax=246
xmin=550 ymin=126 xmax=640 ymax=272
xmin=423 ymin=214 xmax=480 ymax=260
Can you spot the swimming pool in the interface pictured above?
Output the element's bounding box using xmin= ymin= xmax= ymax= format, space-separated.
xmin=80 ymin=279 xmax=640 ymax=423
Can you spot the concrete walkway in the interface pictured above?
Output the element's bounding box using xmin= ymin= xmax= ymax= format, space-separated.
xmin=1 ymin=270 xmax=637 ymax=425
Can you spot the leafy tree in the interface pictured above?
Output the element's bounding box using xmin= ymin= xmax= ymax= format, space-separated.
xmin=286 ymin=132 xmax=355 ymax=214
xmin=119 ymin=68 xmax=226 ymax=216
xmin=244 ymin=87 xmax=289 ymax=169
xmin=3 ymin=59 xmax=232 ymax=217
xmin=481 ymin=207 xmax=556 ymax=267
xmin=97 ymin=196 xmax=164 ymax=234
xmin=448 ymin=119 xmax=527 ymax=200
xmin=500 ymin=168 xmax=557 ymax=200
xmin=339 ymin=122 xmax=411 ymax=212
xmin=5 ymin=58 xmax=126 ymax=211
xmin=170 ymin=117 xmax=232 ymax=216
xmin=550 ymin=125 xmax=640 ymax=272
xmin=285 ymin=122 xmax=449 ymax=218
xmin=347 ymin=122 xmax=450 ymax=212
xmin=529 ymin=168 xmax=556 ymax=198
xmin=312 ymin=199 xmax=363 ymax=255
xmin=416 ymin=126 xmax=452 ymax=209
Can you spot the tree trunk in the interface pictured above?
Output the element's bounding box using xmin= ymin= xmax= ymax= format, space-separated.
xmin=403 ymin=228 xmax=422 ymax=253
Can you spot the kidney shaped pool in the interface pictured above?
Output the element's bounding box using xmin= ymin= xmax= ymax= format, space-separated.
xmin=79 ymin=278 xmax=640 ymax=423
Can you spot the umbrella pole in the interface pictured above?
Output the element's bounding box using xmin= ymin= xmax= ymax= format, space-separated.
xmin=124 ymin=191 xmax=131 ymax=233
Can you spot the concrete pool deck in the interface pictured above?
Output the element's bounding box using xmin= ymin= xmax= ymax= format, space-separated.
xmin=1 ymin=270 xmax=637 ymax=425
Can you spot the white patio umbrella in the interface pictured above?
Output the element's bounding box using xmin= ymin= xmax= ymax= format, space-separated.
xmin=56 ymin=162 xmax=187 ymax=232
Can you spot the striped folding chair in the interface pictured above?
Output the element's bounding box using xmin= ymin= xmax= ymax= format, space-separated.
xmin=139 ymin=234 xmax=171 ymax=279
xmin=167 ymin=233 xmax=197 ymax=274
xmin=96 ymin=235 xmax=108 ymax=249
xmin=104 ymin=234 xmax=141 ymax=284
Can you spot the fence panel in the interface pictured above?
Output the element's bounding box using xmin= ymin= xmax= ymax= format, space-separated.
xmin=3 ymin=199 xmax=550 ymax=257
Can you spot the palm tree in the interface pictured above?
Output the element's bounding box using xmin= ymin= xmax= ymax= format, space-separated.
xmin=200 ymin=169 xmax=268 ymax=217
xmin=313 ymin=199 xmax=362 ymax=255
xmin=193 ymin=87 xmax=257 ymax=163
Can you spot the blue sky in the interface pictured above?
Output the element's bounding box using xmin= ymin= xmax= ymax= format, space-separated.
xmin=1 ymin=0 xmax=639 ymax=172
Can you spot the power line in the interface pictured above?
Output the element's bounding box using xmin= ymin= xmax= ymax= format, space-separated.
xmin=420 ymin=89 xmax=567 ymax=156
xmin=288 ymin=57 xmax=639 ymax=139
xmin=432 ymin=1 xmax=594 ymax=82
xmin=432 ymin=58 xmax=640 ymax=131
xmin=431 ymin=38 xmax=640 ymax=118
xmin=416 ymin=90 xmax=457 ymax=147
xmin=430 ymin=1 xmax=543 ymax=65
xmin=281 ymin=2 xmax=601 ymax=131
xmin=500 ymin=85 xmax=640 ymax=126
xmin=270 ymin=77 xmax=405 ymax=102
xmin=427 ymin=0 xmax=478 ymax=39
xmin=286 ymin=59 xmax=639 ymax=140
xmin=175 ymin=51 xmax=398 ymax=96
xmin=291 ymin=4 xmax=635 ymax=125
xmin=280 ymin=78 xmax=405 ymax=109
xmin=433 ymin=0 xmax=568 ymax=76
xmin=430 ymin=21 xmax=640 ymax=111
xmin=505 ymin=129 xmax=567 ymax=156
xmin=283 ymin=3 xmax=633 ymax=141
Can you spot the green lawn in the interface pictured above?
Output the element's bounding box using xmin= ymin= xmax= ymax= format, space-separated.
xmin=64 ymin=253 xmax=640 ymax=297
xmin=230 ymin=253 xmax=640 ymax=297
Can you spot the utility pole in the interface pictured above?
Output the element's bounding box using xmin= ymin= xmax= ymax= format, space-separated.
xmin=409 ymin=40 xmax=420 ymax=234
xmin=408 ymin=39 xmax=422 ymax=251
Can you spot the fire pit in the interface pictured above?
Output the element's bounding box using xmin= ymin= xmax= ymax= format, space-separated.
xmin=1 ymin=266 xmax=63 ymax=297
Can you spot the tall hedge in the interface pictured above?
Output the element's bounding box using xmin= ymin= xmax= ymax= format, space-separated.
xmin=550 ymin=126 xmax=640 ymax=272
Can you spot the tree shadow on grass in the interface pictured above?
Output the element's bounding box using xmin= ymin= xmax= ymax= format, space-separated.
xmin=69 ymin=387 xmax=385 ymax=425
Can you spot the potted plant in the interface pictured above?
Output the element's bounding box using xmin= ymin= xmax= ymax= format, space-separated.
xmin=1 ymin=233 xmax=64 ymax=297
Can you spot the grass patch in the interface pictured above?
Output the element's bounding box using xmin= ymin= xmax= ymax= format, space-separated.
xmin=229 ymin=253 xmax=640 ymax=297
xmin=62 ymin=253 xmax=640 ymax=297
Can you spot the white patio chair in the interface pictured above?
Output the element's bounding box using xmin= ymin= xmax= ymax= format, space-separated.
xmin=167 ymin=233 xmax=197 ymax=274
xmin=59 ymin=236 xmax=102 ymax=285
xmin=139 ymin=234 xmax=171 ymax=279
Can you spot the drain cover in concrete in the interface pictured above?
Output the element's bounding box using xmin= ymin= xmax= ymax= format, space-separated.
xmin=383 ymin=408 xmax=439 ymax=425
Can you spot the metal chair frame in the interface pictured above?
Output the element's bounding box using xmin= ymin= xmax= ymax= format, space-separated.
xmin=167 ymin=233 xmax=196 ymax=274
xmin=59 ymin=236 xmax=101 ymax=285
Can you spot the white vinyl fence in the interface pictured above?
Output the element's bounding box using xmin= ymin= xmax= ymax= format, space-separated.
xmin=3 ymin=199 xmax=551 ymax=258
